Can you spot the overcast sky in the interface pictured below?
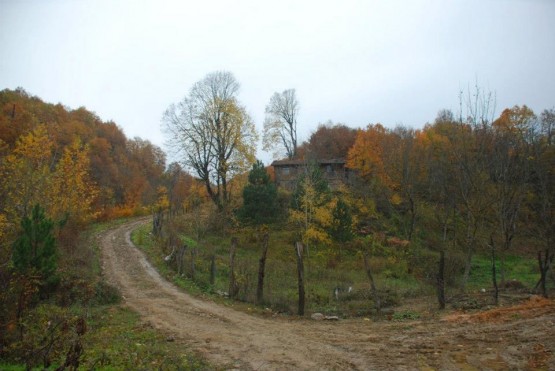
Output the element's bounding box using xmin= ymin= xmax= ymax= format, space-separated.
xmin=1 ymin=0 xmax=554 ymax=164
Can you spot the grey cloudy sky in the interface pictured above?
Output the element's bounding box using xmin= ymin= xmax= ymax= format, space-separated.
xmin=1 ymin=0 xmax=554 ymax=163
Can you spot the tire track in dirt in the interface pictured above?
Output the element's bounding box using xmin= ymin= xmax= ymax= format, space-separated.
xmin=100 ymin=219 xmax=555 ymax=370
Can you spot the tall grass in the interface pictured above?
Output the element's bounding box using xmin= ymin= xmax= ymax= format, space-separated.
xmin=132 ymin=214 xmax=550 ymax=318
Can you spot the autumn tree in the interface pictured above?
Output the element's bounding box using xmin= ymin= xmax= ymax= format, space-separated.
xmin=1 ymin=89 xmax=169 ymax=219
xmin=0 ymin=125 xmax=53 ymax=223
xmin=347 ymin=124 xmax=391 ymax=186
xmin=289 ymin=164 xmax=334 ymax=250
xmin=50 ymin=139 xmax=98 ymax=225
xmin=346 ymin=123 xmax=402 ymax=222
xmin=164 ymin=162 xmax=193 ymax=216
xmin=263 ymin=89 xmax=299 ymax=159
xmin=302 ymin=122 xmax=357 ymax=160
xmin=416 ymin=123 xmax=460 ymax=309
xmin=88 ymin=123 xmax=128 ymax=212
xmin=489 ymin=105 xmax=536 ymax=284
xmin=386 ymin=126 xmax=420 ymax=241
xmin=163 ymin=71 xmax=257 ymax=212
xmin=124 ymin=138 xmax=166 ymax=207
xmin=526 ymin=108 xmax=554 ymax=297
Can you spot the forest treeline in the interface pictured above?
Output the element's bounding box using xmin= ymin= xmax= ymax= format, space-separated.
xmin=296 ymin=100 xmax=554 ymax=303
xmin=345 ymin=103 xmax=554 ymax=303
xmin=0 ymin=87 xmax=193 ymax=230
xmin=0 ymin=88 xmax=194 ymax=368
xmin=1 ymin=83 xmax=553 ymax=299
xmin=0 ymin=80 xmax=553 ymax=367
xmin=157 ymin=72 xmax=552 ymax=318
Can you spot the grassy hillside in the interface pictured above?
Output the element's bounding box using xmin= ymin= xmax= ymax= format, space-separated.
xmin=131 ymin=219 xmax=545 ymax=318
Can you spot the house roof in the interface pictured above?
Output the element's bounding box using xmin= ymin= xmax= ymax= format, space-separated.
xmin=271 ymin=158 xmax=346 ymax=166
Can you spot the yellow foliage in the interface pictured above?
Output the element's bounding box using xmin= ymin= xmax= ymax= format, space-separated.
xmin=0 ymin=213 xmax=7 ymax=241
xmin=0 ymin=125 xmax=53 ymax=222
xmin=184 ymin=180 xmax=208 ymax=210
xmin=288 ymin=208 xmax=304 ymax=226
xmin=51 ymin=139 xmax=98 ymax=224
xmin=304 ymin=226 xmax=332 ymax=246
xmin=390 ymin=193 xmax=403 ymax=206
xmin=0 ymin=128 xmax=98 ymax=226
xmin=313 ymin=200 xmax=334 ymax=228
xmin=154 ymin=185 xmax=170 ymax=211
xmin=288 ymin=173 xmax=335 ymax=248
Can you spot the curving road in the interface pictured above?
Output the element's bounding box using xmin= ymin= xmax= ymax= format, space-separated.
xmin=100 ymin=219 xmax=555 ymax=370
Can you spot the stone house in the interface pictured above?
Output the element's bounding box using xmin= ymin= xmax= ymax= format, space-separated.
xmin=271 ymin=159 xmax=354 ymax=191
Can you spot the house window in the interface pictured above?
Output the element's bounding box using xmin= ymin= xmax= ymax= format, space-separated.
xmin=282 ymin=167 xmax=290 ymax=175
xmin=326 ymin=165 xmax=333 ymax=173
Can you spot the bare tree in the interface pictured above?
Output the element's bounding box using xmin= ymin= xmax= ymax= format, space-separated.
xmin=440 ymin=85 xmax=496 ymax=289
xmin=529 ymin=109 xmax=554 ymax=297
xmin=263 ymin=89 xmax=299 ymax=159
xmin=489 ymin=106 xmax=535 ymax=284
xmin=163 ymin=71 xmax=257 ymax=211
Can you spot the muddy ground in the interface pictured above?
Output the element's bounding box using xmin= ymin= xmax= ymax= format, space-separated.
xmin=100 ymin=219 xmax=554 ymax=370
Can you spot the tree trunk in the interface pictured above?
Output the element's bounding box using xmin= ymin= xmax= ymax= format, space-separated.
xmin=190 ymin=248 xmax=196 ymax=281
xmin=436 ymin=250 xmax=446 ymax=310
xmin=210 ymin=254 xmax=216 ymax=285
xmin=461 ymin=248 xmax=473 ymax=291
xmin=536 ymin=249 xmax=553 ymax=298
xmin=152 ymin=210 xmax=163 ymax=237
xmin=295 ymin=241 xmax=305 ymax=316
xmin=499 ymin=252 xmax=506 ymax=288
xmin=407 ymin=195 xmax=416 ymax=242
xmin=229 ymin=237 xmax=238 ymax=299
xmin=490 ymin=235 xmax=499 ymax=306
xmin=363 ymin=252 xmax=381 ymax=314
xmin=176 ymin=244 xmax=187 ymax=276
xmin=256 ymin=232 xmax=269 ymax=305
xmin=534 ymin=251 xmax=555 ymax=292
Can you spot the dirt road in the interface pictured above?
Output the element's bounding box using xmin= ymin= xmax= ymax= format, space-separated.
xmin=100 ymin=219 xmax=555 ymax=370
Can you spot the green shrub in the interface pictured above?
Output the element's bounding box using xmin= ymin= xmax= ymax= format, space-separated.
xmin=92 ymin=281 xmax=121 ymax=305
xmin=392 ymin=310 xmax=421 ymax=321
xmin=12 ymin=204 xmax=59 ymax=292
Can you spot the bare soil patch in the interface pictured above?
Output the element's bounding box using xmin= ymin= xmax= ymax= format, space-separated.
xmin=100 ymin=220 xmax=555 ymax=370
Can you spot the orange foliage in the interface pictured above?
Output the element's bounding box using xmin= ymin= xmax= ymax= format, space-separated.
xmin=304 ymin=122 xmax=357 ymax=160
xmin=0 ymin=88 xmax=172 ymax=223
xmin=347 ymin=124 xmax=392 ymax=187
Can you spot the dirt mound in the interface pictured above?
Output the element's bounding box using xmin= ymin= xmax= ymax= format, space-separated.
xmin=445 ymin=296 xmax=555 ymax=324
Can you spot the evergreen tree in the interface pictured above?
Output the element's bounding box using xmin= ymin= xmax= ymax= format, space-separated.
xmin=238 ymin=160 xmax=280 ymax=225
xmin=330 ymin=198 xmax=353 ymax=242
xmin=12 ymin=204 xmax=58 ymax=287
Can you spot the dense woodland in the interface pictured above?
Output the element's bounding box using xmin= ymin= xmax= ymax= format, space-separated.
xmin=0 ymin=88 xmax=194 ymax=368
xmin=0 ymin=77 xmax=553 ymax=368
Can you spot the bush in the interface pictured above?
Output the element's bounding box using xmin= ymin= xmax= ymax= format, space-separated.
xmin=3 ymin=304 xmax=86 ymax=370
xmin=92 ymin=281 xmax=121 ymax=305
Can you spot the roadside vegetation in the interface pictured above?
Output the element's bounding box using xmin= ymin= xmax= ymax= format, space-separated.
xmin=1 ymin=77 xmax=553 ymax=368
xmin=0 ymin=217 xmax=210 ymax=370
xmin=133 ymin=211 xmax=542 ymax=319
xmin=0 ymin=90 xmax=208 ymax=369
